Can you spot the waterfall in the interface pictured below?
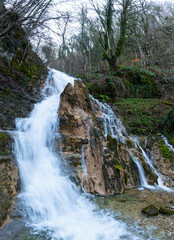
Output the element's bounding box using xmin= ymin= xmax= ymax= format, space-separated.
xmin=81 ymin=144 xmax=87 ymax=191
xmin=162 ymin=135 xmax=174 ymax=152
xmin=89 ymin=95 xmax=127 ymax=143
xmin=133 ymin=137 xmax=173 ymax=192
xmin=130 ymin=155 xmax=150 ymax=188
xmin=13 ymin=69 xmax=130 ymax=240
xmin=90 ymin=96 xmax=173 ymax=192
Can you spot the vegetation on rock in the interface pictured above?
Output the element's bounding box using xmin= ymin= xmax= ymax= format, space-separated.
xmin=141 ymin=205 xmax=159 ymax=216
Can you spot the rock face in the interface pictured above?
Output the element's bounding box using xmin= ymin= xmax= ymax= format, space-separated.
xmin=150 ymin=143 xmax=174 ymax=188
xmin=0 ymin=132 xmax=20 ymax=227
xmin=58 ymin=81 xmax=141 ymax=195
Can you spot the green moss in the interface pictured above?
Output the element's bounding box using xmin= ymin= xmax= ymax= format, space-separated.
xmin=107 ymin=135 xmax=117 ymax=151
xmin=169 ymin=137 xmax=174 ymax=146
xmin=141 ymin=205 xmax=159 ymax=216
xmin=82 ymin=67 xmax=161 ymax=100
xmin=0 ymin=133 xmax=8 ymax=140
xmin=114 ymin=164 xmax=123 ymax=171
xmin=159 ymin=101 xmax=174 ymax=106
xmin=159 ymin=207 xmax=173 ymax=216
xmin=159 ymin=139 xmax=174 ymax=163
xmin=0 ymin=133 xmax=11 ymax=156
xmin=114 ymin=98 xmax=172 ymax=136
xmin=126 ymin=139 xmax=135 ymax=148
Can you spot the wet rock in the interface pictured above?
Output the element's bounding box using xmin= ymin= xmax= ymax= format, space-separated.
xmin=166 ymin=231 xmax=172 ymax=237
xmin=141 ymin=205 xmax=159 ymax=216
xmin=58 ymin=81 xmax=140 ymax=195
xmin=159 ymin=207 xmax=174 ymax=216
xmin=0 ymin=132 xmax=20 ymax=227
xmin=150 ymin=142 xmax=174 ymax=188
xmin=0 ymin=219 xmax=25 ymax=240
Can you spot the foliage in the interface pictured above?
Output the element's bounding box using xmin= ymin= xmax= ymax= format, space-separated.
xmin=107 ymin=135 xmax=117 ymax=151
xmin=114 ymin=165 xmax=123 ymax=171
xmin=158 ymin=139 xmax=174 ymax=163
xmin=81 ymin=67 xmax=161 ymax=101
xmin=99 ymin=94 xmax=110 ymax=103
xmin=114 ymin=98 xmax=173 ymax=136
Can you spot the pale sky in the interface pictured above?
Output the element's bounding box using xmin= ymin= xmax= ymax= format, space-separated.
xmin=35 ymin=0 xmax=173 ymax=55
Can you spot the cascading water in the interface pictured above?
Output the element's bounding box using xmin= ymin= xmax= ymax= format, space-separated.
xmin=89 ymin=95 xmax=127 ymax=143
xmin=90 ymin=96 xmax=174 ymax=192
xmin=13 ymin=69 xmax=135 ymax=240
xmin=162 ymin=135 xmax=174 ymax=152
xmin=133 ymin=138 xmax=173 ymax=192
xmin=81 ymin=144 xmax=87 ymax=191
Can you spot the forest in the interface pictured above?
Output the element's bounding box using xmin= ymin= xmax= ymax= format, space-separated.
xmin=0 ymin=0 xmax=173 ymax=76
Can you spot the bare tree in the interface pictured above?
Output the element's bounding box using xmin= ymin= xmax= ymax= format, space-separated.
xmin=91 ymin=0 xmax=145 ymax=71
xmin=0 ymin=0 xmax=59 ymax=39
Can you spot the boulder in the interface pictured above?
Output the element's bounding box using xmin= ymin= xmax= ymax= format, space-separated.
xmin=141 ymin=205 xmax=159 ymax=216
xmin=159 ymin=207 xmax=174 ymax=216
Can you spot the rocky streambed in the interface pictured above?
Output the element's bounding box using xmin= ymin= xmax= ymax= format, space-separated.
xmin=96 ymin=188 xmax=174 ymax=240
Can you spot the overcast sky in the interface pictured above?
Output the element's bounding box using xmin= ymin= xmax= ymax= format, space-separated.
xmin=40 ymin=0 xmax=173 ymax=50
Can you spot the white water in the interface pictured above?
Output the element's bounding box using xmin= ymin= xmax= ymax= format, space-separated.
xmin=81 ymin=145 xmax=87 ymax=176
xmin=162 ymin=135 xmax=174 ymax=152
xmin=130 ymin=155 xmax=150 ymax=188
xmin=81 ymin=144 xmax=87 ymax=191
xmin=13 ymin=69 xmax=134 ymax=240
xmin=90 ymin=95 xmax=127 ymax=143
xmin=133 ymin=137 xmax=174 ymax=192
xmin=90 ymin=96 xmax=154 ymax=189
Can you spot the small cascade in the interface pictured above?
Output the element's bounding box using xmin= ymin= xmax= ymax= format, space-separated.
xmin=162 ymin=135 xmax=174 ymax=152
xmin=90 ymin=96 xmax=174 ymax=192
xmin=133 ymin=137 xmax=173 ymax=192
xmin=90 ymin=95 xmax=127 ymax=143
xmin=81 ymin=145 xmax=87 ymax=175
xmin=81 ymin=145 xmax=87 ymax=191
xmin=130 ymin=155 xmax=154 ymax=190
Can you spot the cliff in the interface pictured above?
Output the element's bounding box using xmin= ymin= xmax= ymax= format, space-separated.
xmin=58 ymin=80 xmax=173 ymax=195
xmin=0 ymin=18 xmax=47 ymax=226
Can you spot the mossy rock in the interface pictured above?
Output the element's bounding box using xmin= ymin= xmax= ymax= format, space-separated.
xmin=114 ymin=98 xmax=173 ymax=136
xmin=81 ymin=67 xmax=161 ymax=101
xmin=126 ymin=139 xmax=135 ymax=148
xmin=141 ymin=205 xmax=159 ymax=216
xmin=0 ymin=132 xmax=12 ymax=156
xmin=107 ymin=135 xmax=117 ymax=151
xmin=158 ymin=139 xmax=174 ymax=163
xmin=0 ymin=132 xmax=8 ymax=144
xmin=159 ymin=207 xmax=173 ymax=216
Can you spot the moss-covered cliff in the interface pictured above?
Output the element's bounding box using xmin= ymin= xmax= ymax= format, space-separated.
xmin=0 ymin=17 xmax=47 ymax=227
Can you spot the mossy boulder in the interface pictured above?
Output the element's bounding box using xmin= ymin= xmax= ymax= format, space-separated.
xmin=159 ymin=207 xmax=174 ymax=216
xmin=141 ymin=205 xmax=159 ymax=216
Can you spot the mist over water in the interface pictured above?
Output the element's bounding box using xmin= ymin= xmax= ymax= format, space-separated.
xmin=13 ymin=69 xmax=134 ymax=240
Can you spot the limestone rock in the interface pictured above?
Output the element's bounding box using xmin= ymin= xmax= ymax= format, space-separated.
xmin=58 ymin=81 xmax=139 ymax=195
xmin=150 ymin=143 xmax=174 ymax=188
xmin=0 ymin=132 xmax=20 ymax=227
